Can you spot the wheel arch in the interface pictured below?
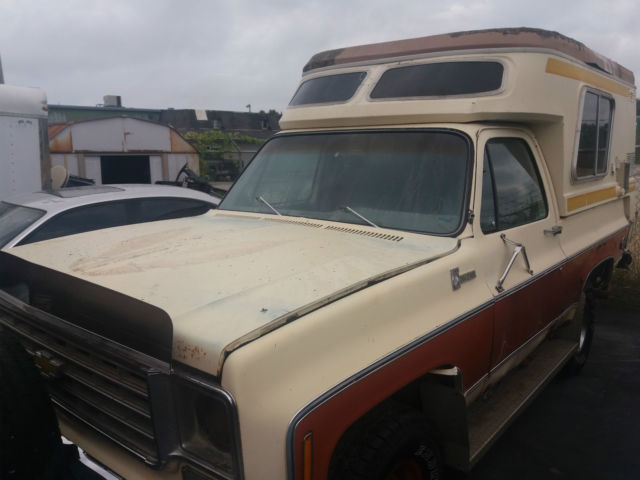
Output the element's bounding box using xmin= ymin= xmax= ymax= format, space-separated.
xmin=327 ymin=364 xmax=470 ymax=477
xmin=582 ymin=256 xmax=614 ymax=297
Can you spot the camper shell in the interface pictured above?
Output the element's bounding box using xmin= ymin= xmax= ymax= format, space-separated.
xmin=283 ymin=28 xmax=637 ymax=220
xmin=0 ymin=28 xmax=637 ymax=480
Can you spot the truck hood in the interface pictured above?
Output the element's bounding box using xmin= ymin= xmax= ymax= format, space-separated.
xmin=9 ymin=211 xmax=459 ymax=375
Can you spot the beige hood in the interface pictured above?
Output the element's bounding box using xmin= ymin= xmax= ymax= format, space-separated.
xmin=10 ymin=211 xmax=459 ymax=375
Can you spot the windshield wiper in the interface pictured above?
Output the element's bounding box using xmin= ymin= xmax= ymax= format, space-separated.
xmin=342 ymin=205 xmax=378 ymax=228
xmin=256 ymin=196 xmax=282 ymax=216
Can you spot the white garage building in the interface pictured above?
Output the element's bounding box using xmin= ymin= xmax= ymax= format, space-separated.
xmin=49 ymin=117 xmax=200 ymax=185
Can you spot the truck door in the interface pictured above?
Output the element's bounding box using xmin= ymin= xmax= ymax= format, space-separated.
xmin=474 ymin=129 xmax=566 ymax=370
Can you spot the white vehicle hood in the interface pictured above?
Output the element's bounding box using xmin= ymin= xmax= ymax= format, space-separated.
xmin=9 ymin=211 xmax=459 ymax=375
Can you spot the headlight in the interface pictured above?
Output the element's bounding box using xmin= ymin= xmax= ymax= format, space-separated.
xmin=174 ymin=378 xmax=240 ymax=477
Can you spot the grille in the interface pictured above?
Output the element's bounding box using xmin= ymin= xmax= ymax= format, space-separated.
xmin=0 ymin=311 xmax=159 ymax=464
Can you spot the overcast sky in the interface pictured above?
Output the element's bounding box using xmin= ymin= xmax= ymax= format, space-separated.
xmin=1 ymin=0 xmax=638 ymax=113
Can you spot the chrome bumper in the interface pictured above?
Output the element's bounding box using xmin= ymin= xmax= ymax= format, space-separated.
xmin=61 ymin=436 xmax=123 ymax=480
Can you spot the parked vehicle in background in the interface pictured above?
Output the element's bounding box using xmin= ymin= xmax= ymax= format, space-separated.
xmin=0 ymin=28 xmax=637 ymax=480
xmin=0 ymin=81 xmax=50 ymax=200
xmin=0 ymin=184 xmax=220 ymax=249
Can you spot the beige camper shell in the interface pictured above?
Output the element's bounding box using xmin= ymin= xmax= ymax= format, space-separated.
xmin=282 ymin=28 xmax=637 ymax=218
xmin=0 ymin=28 xmax=637 ymax=480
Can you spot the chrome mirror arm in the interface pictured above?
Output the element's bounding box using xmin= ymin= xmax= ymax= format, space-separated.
xmin=496 ymin=233 xmax=534 ymax=292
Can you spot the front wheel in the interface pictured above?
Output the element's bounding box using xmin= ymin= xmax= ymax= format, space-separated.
xmin=331 ymin=407 xmax=443 ymax=480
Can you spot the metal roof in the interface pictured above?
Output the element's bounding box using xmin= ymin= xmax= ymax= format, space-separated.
xmin=48 ymin=116 xmax=197 ymax=154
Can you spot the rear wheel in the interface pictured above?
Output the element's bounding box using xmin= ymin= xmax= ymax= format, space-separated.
xmin=565 ymin=296 xmax=594 ymax=374
xmin=332 ymin=407 xmax=443 ymax=480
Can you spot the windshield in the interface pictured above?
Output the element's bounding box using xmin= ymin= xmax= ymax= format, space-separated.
xmin=220 ymin=131 xmax=470 ymax=235
xmin=0 ymin=202 xmax=45 ymax=248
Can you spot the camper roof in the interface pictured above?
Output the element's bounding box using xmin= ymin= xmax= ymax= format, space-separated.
xmin=303 ymin=27 xmax=634 ymax=85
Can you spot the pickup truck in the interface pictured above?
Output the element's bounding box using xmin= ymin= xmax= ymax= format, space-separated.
xmin=0 ymin=27 xmax=637 ymax=480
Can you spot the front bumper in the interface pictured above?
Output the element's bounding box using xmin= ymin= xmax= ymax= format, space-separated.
xmin=61 ymin=436 xmax=123 ymax=480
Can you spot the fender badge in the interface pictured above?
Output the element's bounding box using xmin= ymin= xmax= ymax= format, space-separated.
xmin=450 ymin=268 xmax=476 ymax=291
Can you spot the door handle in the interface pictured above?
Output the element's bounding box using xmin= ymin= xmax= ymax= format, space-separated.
xmin=544 ymin=225 xmax=563 ymax=236
xmin=496 ymin=234 xmax=534 ymax=292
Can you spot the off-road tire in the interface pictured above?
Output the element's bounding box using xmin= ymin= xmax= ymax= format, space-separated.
xmin=331 ymin=407 xmax=443 ymax=480
xmin=0 ymin=332 xmax=61 ymax=479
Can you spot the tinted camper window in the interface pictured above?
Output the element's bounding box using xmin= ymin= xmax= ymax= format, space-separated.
xmin=371 ymin=61 xmax=504 ymax=99
xmin=289 ymin=72 xmax=367 ymax=106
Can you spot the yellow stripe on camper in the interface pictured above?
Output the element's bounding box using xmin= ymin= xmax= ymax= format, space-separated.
xmin=546 ymin=58 xmax=632 ymax=97
xmin=567 ymin=186 xmax=618 ymax=212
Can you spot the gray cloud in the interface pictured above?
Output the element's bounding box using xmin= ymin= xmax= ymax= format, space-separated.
xmin=1 ymin=0 xmax=637 ymax=112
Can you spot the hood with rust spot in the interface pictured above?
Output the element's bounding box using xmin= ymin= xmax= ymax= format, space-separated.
xmin=9 ymin=211 xmax=458 ymax=376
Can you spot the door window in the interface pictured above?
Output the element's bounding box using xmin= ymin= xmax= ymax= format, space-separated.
xmin=480 ymin=138 xmax=548 ymax=233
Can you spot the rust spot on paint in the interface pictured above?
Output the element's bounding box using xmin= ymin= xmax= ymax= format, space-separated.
xmin=175 ymin=339 xmax=208 ymax=361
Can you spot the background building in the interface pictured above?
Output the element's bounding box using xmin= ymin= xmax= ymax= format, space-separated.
xmin=49 ymin=99 xmax=281 ymax=180
xmin=49 ymin=117 xmax=199 ymax=185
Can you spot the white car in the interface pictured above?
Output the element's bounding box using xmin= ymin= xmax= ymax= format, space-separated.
xmin=0 ymin=184 xmax=220 ymax=249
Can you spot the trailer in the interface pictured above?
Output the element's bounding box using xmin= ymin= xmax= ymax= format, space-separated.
xmin=0 ymin=80 xmax=50 ymax=200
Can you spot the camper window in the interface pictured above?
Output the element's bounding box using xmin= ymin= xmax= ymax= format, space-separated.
xmin=575 ymin=90 xmax=614 ymax=180
xmin=289 ymin=72 xmax=367 ymax=106
xmin=370 ymin=61 xmax=504 ymax=99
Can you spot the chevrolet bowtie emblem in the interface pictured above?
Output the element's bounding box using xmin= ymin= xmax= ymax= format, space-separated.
xmin=34 ymin=350 xmax=66 ymax=378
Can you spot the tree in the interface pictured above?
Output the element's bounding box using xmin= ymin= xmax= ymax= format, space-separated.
xmin=184 ymin=130 xmax=265 ymax=179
